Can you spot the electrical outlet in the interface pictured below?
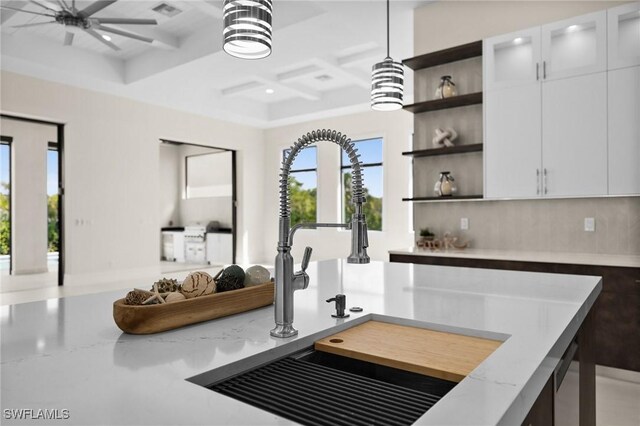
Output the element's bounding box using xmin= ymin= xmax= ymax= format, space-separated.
xmin=584 ymin=217 xmax=595 ymax=232
xmin=460 ymin=218 xmax=469 ymax=230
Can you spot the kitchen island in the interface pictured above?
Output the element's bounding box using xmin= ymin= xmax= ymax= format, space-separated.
xmin=1 ymin=260 xmax=600 ymax=425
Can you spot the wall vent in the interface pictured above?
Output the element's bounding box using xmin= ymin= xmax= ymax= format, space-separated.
xmin=152 ymin=3 xmax=182 ymax=17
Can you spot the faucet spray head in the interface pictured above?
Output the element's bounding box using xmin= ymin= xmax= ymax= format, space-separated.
xmin=347 ymin=211 xmax=370 ymax=264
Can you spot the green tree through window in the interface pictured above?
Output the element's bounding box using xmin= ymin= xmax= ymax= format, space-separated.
xmin=342 ymin=138 xmax=383 ymax=231
xmin=283 ymin=146 xmax=317 ymax=226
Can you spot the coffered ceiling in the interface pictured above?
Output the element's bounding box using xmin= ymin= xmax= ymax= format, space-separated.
xmin=0 ymin=1 xmax=424 ymax=128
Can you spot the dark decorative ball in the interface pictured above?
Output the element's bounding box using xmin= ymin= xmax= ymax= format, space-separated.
xmin=152 ymin=278 xmax=180 ymax=293
xmin=216 ymin=265 xmax=246 ymax=292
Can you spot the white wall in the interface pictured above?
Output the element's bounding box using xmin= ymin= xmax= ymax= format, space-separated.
xmin=262 ymin=110 xmax=415 ymax=264
xmin=1 ymin=71 xmax=265 ymax=285
xmin=0 ymin=117 xmax=56 ymax=274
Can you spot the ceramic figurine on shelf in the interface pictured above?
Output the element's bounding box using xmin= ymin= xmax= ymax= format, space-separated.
xmin=432 ymin=127 xmax=458 ymax=148
xmin=434 ymin=171 xmax=457 ymax=197
xmin=435 ymin=75 xmax=457 ymax=99
xmin=442 ymin=232 xmax=471 ymax=250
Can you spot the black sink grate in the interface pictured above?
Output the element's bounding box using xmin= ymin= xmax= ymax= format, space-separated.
xmin=210 ymin=357 xmax=444 ymax=426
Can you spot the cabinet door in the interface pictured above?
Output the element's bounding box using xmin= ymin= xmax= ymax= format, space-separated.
xmin=541 ymin=11 xmax=607 ymax=80
xmin=484 ymin=26 xmax=541 ymax=92
xmin=608 ymin=66 xmax=640 ymax=195
xmin=485 ymin=83 xmax=542 ymax=198
xmin=608 ymin=2 xmax=640 ymax=70
xmin=542 ymin=72 xmax=607 ymax=197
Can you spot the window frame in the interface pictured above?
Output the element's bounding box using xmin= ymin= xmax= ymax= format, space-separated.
xmin=340 ymin=137 xmax=384 ymax=231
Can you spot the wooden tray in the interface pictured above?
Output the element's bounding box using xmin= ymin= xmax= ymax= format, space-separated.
xmin=315 ymin=320 xmax=502 ymax=382
xmin=113 ymin=282 xmax=274 ymax=334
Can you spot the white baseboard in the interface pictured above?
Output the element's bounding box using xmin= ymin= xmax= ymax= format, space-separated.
xmin=12 ymin=267 xmax=49 ymax=275
xmin=597 ymin=365 xmax=640 ymax=384
xmin=64 ymin=266 xmax=160 ymax=287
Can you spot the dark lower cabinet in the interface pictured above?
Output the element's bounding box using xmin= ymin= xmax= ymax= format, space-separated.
xmin=522 ymin=376 xmax=554 ymax=426
xmin=389 ymin=253 xmax=640 ymax=372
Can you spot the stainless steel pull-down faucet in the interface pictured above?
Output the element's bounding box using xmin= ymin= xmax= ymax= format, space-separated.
xmin=270 ymin=129 xmax=370 ymax=338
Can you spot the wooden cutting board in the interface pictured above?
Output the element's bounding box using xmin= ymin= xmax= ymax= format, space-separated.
xmin=315 ymin=320 xmax=502 ymax=383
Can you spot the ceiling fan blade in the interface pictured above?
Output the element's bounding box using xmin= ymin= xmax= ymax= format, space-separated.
xmin=64 ymin=31 xmax=74 ymax=46
xmin=12 ymin=20 xmax=57 ymax=28
xmin=79 ymin=0 xmax=117 ymax=17
xmin=0 ymin=5 xmax=56 ymax=17
xmin=57 ymin=0 xmax=71 ymax=11
xmin=95 ymin=24 xmax=153 ymax=43
xmin=85 ymin=28 xmax=120 ymax=51
xmin=29 ymin=0 xmax=61 ymax=12
xmin=92 ymin=18 xmax=157 ymax=25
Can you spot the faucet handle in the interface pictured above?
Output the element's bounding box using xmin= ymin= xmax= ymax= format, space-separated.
xmin=301 ymin=246 xmax=312 ymax=271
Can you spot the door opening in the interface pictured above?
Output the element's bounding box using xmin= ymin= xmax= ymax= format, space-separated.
xmin=158 ymin=139 xmax=237 ymax=274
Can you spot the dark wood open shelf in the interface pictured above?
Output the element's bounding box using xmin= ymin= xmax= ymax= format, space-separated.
xmin=402 ymin=195 xmax=484 ymax=202
xmin=403 ymin=92 xmax=482 ymax=114
xmin=403 ymin=143 xmax=483 ymax=158
xmin=403 ymin=41 xmax=483 ymax=70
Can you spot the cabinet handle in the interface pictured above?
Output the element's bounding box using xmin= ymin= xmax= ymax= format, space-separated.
xmin=536 ymin=63 xmax=539 ymax=81
xmin=543 ymin=168 xmax=548 ymax=194
xmin=536 ymin=169 xmax=540 ymax=195
xmin=543 ymin=61 xmax=547 ymax=79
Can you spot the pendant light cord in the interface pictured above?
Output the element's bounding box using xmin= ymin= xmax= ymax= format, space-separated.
xmin=386 ymin=0 xmax=390 ymax=58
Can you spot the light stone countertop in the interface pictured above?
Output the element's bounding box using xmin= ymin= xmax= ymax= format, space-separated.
xmin=389 ymin=247 xmax=640 ymax=268
xmin=0 ymin=260 xmax=601 ymax=425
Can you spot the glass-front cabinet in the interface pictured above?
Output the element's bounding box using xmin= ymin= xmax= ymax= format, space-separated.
xmin=484 ymin=26 xmax=541 ymax=91
xmin=541 ymin=10 xmax=607 ymax=80
xmin=608 ymin=2 xmax=640 ymax=70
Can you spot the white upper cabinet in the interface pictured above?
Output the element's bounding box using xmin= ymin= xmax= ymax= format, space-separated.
xmin=484 ymin=27 xmax=541 ymax=91
xmin=541 ymin=11 xmax=607 ymax=80
xmin=484 ymin=84 xmax=542 ymax=198
xmin=608 ymin=66 xmax=640 ymax=195
xmin=608 ymin=2 xmax=640 ymax=70
xmin=542 ymin=73 xmax=608 ymax=197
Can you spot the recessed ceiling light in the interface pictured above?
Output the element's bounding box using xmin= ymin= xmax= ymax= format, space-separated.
xmin=265 ymin=88 xmax=274 ymax=94
xmin=315 ymin=74 xmax=333 ymax=82
xmin=102 ymin=34 xmax=112 ymax=41
xmin=513 ymin=37 xmax=523 ymax=44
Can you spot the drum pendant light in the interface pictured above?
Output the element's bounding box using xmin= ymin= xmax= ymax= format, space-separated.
xmin=371 ymin=0 xmax=404 ymax=111
xmin=223 ymin=0 xmax=273 ymax=59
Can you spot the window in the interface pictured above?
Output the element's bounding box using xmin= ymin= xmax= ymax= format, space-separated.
xmin=283 ymin=146 xmax=317 ymax=226
xmin=0 ymin=139 xmax=10 ymax=259
xmin=47 ymin=145 xmax=59 ymax=253
xmin=186 ymin=151 xmax=233 ymax=199
xmin=342 ymin=138 xmax=383 ymax=231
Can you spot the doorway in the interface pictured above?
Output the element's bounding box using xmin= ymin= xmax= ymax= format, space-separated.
xmin=158 ymin=139 xmax=236 ymax=273
xmin=0 ymin=114 xmax=65 ymax=291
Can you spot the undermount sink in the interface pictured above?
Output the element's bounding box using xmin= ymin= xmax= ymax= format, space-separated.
xmin=206 ymin=347 xmax=456 ymax=426
xmin=188 ymin=317 xmax=507 ymax=426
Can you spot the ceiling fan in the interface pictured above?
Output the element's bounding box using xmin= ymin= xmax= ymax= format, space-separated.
xmin=1 ymin=0 xmax=158 ymax=51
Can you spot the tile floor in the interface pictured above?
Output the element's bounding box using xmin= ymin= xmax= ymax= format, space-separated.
xmin=0 ymin=272 xmax=638 ymax=426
